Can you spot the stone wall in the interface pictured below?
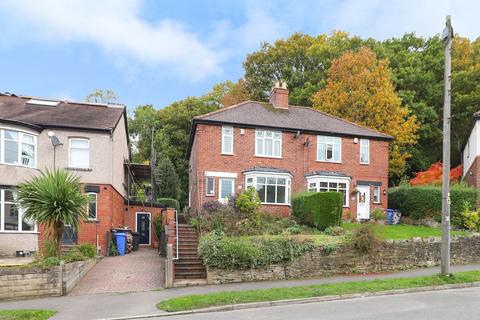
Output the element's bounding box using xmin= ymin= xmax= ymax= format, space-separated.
xmin=0 ymin=259 xmax=96 ymax=300
xmin=207 ymin=235 xmax=480 ymax=284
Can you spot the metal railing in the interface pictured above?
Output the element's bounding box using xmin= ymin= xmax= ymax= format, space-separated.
xmin=173 ymin=209 xmax=179 ymax=261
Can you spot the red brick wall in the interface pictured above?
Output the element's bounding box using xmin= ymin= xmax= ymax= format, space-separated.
xmin=190 ymin=124 xmax=389 ymax=218
xmin=464 ymin=156 xmax=480 ymax=206
xmin=125 ymin=205 xmax=164 ymax=246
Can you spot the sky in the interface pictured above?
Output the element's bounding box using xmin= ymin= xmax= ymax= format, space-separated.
xmin=0 ymin=0 xmax=479 ymax=110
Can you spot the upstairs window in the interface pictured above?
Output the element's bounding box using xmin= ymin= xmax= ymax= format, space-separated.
xmin=69 ymin=138 xmax=90 ymax=168
xmin=0 ymin=129 xmax=36 ymax=167
xmin=255 ymin=130 xmax=282 ymax=157
xmin=360 ymin=139 xmax=370 ymax=164
xmin=317 ymin=136 xmax=341 ymax=162
xmin=221 ymin=126 xmax=233 ymax=154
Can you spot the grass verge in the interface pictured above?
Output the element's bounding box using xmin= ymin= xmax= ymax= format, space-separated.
xmin=157 ymin=270 xmax=480 ymax=312
xmin=0 ymin=310 xmax=56 ymax=320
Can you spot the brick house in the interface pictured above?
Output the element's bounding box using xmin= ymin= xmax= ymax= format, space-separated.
xmin=462 ymin=111 xmax=480 ymax=190
xmin=0 ymin=93 xmax=165 ymax=256
xmin=187 ymin=83 xmax=393 ymax=219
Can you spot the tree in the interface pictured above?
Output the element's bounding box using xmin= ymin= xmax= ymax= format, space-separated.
xmin=85 ymin=89 xmax=118 ymax=104
xmin=219 ymin=79 xmax=252 ymax=107
xmin=409 ymin=162 xmax=462 ymax=185
xmin=311 ymin=47 xmax=419 ymax=180
xmin=16 ymin=169 xmax=89 ymax=255
xmin=156 ymin=154 xmax=181 ymax=200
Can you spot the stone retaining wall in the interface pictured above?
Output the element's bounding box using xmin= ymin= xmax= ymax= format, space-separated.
xmin=0 ymin=259 xmax=96 ymax=300
xmin=207 ymin=235 xmax=480 ymax=284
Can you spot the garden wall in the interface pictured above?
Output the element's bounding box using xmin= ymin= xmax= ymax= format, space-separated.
xmin=207 ymin=235 xmax=480 ymax=284
xmin=0 ymin=259 xmax=96 ymax=300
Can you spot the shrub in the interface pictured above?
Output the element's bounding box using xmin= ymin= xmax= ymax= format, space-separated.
xmin=292 ymin=192 xmax=343 ymax=230
xmin=235 ymin=187 xmax=261 ymax=223
xmin=324 ymin=226 xmax=346 ymax=236
xmin=198 ymin=234 xmax=315 ymax=269
xmin=460 ymin=201 xmax=480 ymax=231
xmin=287 ymin=225 xmax=303 ymax=235
xmin=40 ymin=256 xmax=62 ymax=267
xmin=77 ymin=243 xmax=96 ymax=258
xmin=202 ymin=201 xmax=228 ymax=213
xmin=351 ymin=225 xmax=382 ymax=254
xmin=371 ymin=208 xmax=386 ymax=221
xmin=63 ymin=248 xmax=86 ymax=263
xmin=43 ymin=240 xmax=58 ymax=258
xmin=388 ymin=184 xmax=477 ymax=227
xmin=156 ymin=198 xmax=180 ymax=211
xmin=153 ymin=214 xmax=163 ymax=236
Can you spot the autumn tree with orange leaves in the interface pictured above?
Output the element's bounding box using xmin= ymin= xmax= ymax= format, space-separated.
xmin=410 ymin=162 xmax=462 ymax=185
xmin=311 ymin=47 xmax=419 ymax=179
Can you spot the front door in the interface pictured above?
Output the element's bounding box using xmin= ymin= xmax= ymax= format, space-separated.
xmin=357 ymin=185 xmax=371 ymax=220
xmin=136 ymin=213 xmax=151 ymax=245
xmin=62 ymin=225 xmax=77 ymax=245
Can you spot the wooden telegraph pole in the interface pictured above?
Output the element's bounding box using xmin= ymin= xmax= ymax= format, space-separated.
xmin=441 ymin=15 xmax=453 ymax=276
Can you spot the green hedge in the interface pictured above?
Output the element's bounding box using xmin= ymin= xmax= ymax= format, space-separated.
xmin=198 ymin=235 xmax=315 ymax=269
xmin=156 ymin=198 xmax=180 ymax=211
xmin=388 ymin=184 xmax=477 ymax=226
xmin=292 ymin=192 xmax=343 ymax=230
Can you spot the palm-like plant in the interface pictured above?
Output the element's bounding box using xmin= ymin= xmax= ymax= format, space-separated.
xmin=16 ymin=169 xmax=89 ymax=255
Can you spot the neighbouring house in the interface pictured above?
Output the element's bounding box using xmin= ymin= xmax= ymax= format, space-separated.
xmin=0 ymin=93 xmax=166 ymax=257
xmin=187 ymin=82 xmax=393 ymax=219
xmin=462 ymin=111 xmax=480 ymax=191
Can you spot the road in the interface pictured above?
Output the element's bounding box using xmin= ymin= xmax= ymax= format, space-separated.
xmin=146 ymin=286 xmax=480 ymax=320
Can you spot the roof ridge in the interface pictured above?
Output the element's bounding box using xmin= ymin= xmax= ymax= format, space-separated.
xmin=302 ymin=107 xmax=392 ymax=139
xmin=195 ymin=100 xmax=253 ymax=119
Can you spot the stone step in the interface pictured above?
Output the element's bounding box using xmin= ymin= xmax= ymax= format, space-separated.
xmin=175 ymin=260 xmax=205 ymax=266
xmin=175 ymin=273 xmax=207 ymax=280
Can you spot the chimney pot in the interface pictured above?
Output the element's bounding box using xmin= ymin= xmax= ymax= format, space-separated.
xmin=269 ymin=80 xmax=289 ymax=109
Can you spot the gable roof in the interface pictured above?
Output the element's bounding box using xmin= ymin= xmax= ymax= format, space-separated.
xmin=0 ymin=93 xmax=125 ymax=133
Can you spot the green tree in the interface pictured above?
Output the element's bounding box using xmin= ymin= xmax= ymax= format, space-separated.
xmin=156 ymin=154 xmax=181 ymax=200
xmin=16 ymin=169 xmax=89 ymax=255
xmin=85 ymin=89 xmax=118 ymax=104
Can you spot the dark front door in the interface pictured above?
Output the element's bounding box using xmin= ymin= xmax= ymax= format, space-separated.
xmin=62 ymin=225 xmax=77 ymax=245
xmin=136 ymin=213 xmax=151 ymax=245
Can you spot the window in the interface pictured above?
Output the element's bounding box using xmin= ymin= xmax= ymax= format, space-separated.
xmin=317 ymin=136 xmax=341 ymax=162
xmin=0 ymin=129 xmax=36 ymax=167
xmin=87 ymin=193 xmax=97 ymax=220
xmin=219 ymin=178 xmax=234 ymax=203
xmin=373 ymin=186 xmax=381 ymax=203
xmin=307 ymin=177 xmax=349 ymax=207
xmin=0 ymin=189 xmax=35 ymax=232
xmin=206 ymin=177 xmax=214 ymax=196
xmin=255 ymin=130 xmax=281 ymax=157
xmin=69 ymin=138 xmax=90 ymax=168
xmin=360 ymin=139 xmax=369 ymax=164
xmin=221 ymin=126 xmax=233 ymax=154
xmin=245 ymin=174 xmax=291 ymax=205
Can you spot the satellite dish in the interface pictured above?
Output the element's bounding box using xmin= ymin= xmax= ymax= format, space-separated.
xmin=51 ymin=135 xmax=62 ymax=146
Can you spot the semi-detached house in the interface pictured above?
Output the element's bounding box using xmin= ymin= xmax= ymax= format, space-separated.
xmin=187 ymin=83 xmax=393 ymax=219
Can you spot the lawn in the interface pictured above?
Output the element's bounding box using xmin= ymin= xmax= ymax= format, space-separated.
xmin=0 ymin=310 xmax=56 ymax=320
xmin=342 ymin=223 xmax=468 ymax=240
xmin=157 ymin=270 xmax=480 ymax=312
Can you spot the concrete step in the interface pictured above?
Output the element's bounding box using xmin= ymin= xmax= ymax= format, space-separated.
xmin=173 ymin=279 xmax=208 ymax=287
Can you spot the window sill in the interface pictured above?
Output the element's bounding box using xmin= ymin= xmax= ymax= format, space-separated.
xmin=261 ymin=203 xmax=291 ymax=206
xmin=254 ymin=155 xmax=283 ymax=159
xmin=205 ymin=194 xmax=215 ymax=197
xmin=316 ymin=160 xmax=342 ymax=164
xmin=0 ymin=231 xmax=39 ymax=234
xmin=84 ymin=219 xmax=99 ymax=223
xmin=360 ymin=162 xmax=370 ymax=165
xmin=67 ymin=167 xmax=92 ymax=172
xmin=0 ymin=162 xmax=37 ymax=169
xmin=220 ymin=153 xmax=234 ymax=156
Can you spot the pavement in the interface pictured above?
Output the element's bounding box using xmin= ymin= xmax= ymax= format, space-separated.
xmin=1 ymin=263 xmax=480 ymax=320
xmin=70 ymin=248 xmax=165 ymax=295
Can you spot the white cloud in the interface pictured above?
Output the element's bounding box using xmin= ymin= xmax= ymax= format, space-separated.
xmin=0 ymin=0 xmax=225 ymax=80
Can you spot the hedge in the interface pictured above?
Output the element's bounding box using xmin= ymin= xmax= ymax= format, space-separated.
xmin=388 ymin=184 xmax=477 ymax=226
xmin=156 ymin=198 xmax=180 ymax=211
xmin=198 ymin=234 xmax=315 ymax=269
xmin=292 ymin=192 xmax=343 ymax=230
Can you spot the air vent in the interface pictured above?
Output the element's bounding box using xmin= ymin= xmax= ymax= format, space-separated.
xmin=26 ymin=99 xmax=60 ymax=107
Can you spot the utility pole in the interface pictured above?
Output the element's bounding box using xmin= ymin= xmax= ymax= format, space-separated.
xmin=441 ymin=15 xmax=453 ymax=276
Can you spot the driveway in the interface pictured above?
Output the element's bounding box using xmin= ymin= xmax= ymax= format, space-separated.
xmin=70 ymin=248 xmax=164 ymax=295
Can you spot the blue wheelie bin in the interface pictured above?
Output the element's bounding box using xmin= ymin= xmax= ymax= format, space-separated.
xmin=114 ymin=232 xmax=127 ymax=256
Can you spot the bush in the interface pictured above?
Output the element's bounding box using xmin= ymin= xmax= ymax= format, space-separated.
xmin=43 ymin=240 xmax=58 ymax=258
xmin=388 ymin=184 xmax=477 ymax=227
xmin=198 ymin=233 xmax=315 ymax=269
xmin=63 ymin=248 xmax=86 ymax=263
xmin=292 ymin=192 xmax=343 ymax=230
xmin=324 ymin=226 xmax=346 ymax=236
xmin=153 ymin=214 xmax=163 ymax=237
xmin=351 ymin=225 xmax=382 ymax=253
xmin=156 ymin=198 xmax=180 ymax=211
xmin=371 ymin=209 xmax=386 ymax=221
xmin=77 ymin=243 xmax=96 ymax=258
xmin=460 ymin=201 xmax=480 ymax=231
xmin=235 ymin=187 xmax=261 ymax=223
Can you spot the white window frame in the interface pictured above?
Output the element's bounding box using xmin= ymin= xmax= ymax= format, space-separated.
xmin=306 ymin=175 xmax=350 ymax=207
xmin=360 ymin=139 xmax=370 ymax=164
xmin=69 ymin=137 xmax=90 ymax=168
xmin=218 ymin=178 xmax=235 ymax=204
xmin=317 ymin=136 xmax=342 ymax=163
xmin=0 ymin=189 xmax=37 ymax=233
xmin=221 ymin=126 xmax=234 ymax=155
xmin=86 ymin=192 xmax=98 ymax=220
xmin=255 ymin=129 xmax=282 ymax=158
xmin=0 ymin=128 xmax=37 ymax=168
xmin=244 ymin=172 xmax=292 ymax=205
xmin=206 ymin=177 xmax=215 ymax=196
xmin=373 ymin=186 xmax=381 ymax=204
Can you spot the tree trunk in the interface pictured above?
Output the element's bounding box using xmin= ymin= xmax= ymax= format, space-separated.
xmin=54 ymin=221 xmax=65 ymax=256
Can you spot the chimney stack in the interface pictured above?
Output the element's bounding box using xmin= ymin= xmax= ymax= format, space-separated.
xmin=269 ymin=80 xmax=289 ymax=109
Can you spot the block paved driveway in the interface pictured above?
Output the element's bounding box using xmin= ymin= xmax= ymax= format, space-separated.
xmin=70 ymin=248 xmax=165 ymax=295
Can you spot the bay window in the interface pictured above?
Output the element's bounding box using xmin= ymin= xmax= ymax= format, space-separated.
xmin=69 ymin=138 xmax=90 ymax=168
xmin=1 ymin=189 xmax=36 ymax=232
xmin=306 ymin=176 xmax=350 ymax=207
xmin=255 ymin=130 xmax=282 ymax=157
xmin=317 ymin=136 xmax=341 ymax=162
xmin=0 ymin=128 xmax=36 ymax=167
xmin=245 ymin=173 xmax=291 ymax=205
